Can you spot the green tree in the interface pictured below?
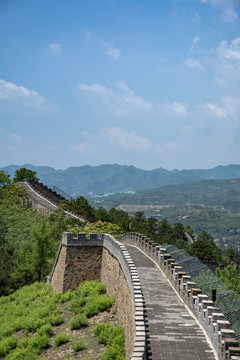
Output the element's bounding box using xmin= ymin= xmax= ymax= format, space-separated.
xmin=197 ymin=230 xmax=214 ymax=242
xmin=13 ymin=168 xmax=39 ymax=182
xmin=189 ymin=238 xmax=221 ymax=263
xmin=131 ymin=211 xmax=147 ymax=233
xmin=32 ymin=220 xmax=54 ymax=282
xmin=71 ymin=196 xmax=96 ymax=221
xmin=0 ymin=170 xmax=11 ymax=187
xmin=96 ymin=207 xmax=111 ymax=222
xmin=156 ymin=218 xmax=173 ymax=243
xmin=172 ymin=222 xmax=187 ymax=242
xmin=108 ymin=208 xmax=130 ymax=230
xmin=216 ymin=263 xmax=240 ymax=296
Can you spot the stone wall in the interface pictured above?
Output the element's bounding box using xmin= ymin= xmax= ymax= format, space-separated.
xmin=121 ymin=232 xmax=240 ymax=360
xmin=49 ymin=232 xmax=147 ymax=360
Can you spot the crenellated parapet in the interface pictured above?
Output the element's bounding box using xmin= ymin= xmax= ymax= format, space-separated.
xmin=120 ymin=232 xmax=240 ymax=360
xmin=49 ymin=232 xmax=148 ymax=360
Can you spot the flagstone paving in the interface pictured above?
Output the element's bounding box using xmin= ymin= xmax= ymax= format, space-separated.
xmin=126 ymin=245 xmax=217 ymax=360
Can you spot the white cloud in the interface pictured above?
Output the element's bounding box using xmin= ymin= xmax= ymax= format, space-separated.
xmin=193 ymin=36 xmax=200 ymax=45
xmin=200 ymin=0 xmax=238 ymax=22
xmin=185 ymin=58 xmax=205 ymax=71
xmin=101 ymin=127 xmax=153 ymax=152
xmin=0 ymin=79 xmax=59 ymax=112
xmin=10 ymin=133 xmax=31 ymax=145
xmin=192 ymin=11 xmax=201 ymax=23
xmin=205 ymin=96 xmax=240 ymax=120
xmin=84 ymin=30 xmax=121 ymax=60
xmin=72 ymin=127 xmax=186 ymax=169
xmin=78 ymin=81 xmax=153 ymax=116
xmin=206 ymin=103 xmax=227 ymax=118
xmin=48 ymin=43 xmax=62 ymax=54
xmin=217 ymin=38 xmax=240 ymax=61
xmin=78 ymin=80 xmax=188 ymax=119
xmin=101 ymin=41 xmax=120 ymax=60
xmin=172 ymin=102 xmax=188 ymax=117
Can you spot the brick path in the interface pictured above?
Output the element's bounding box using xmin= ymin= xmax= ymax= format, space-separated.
xmin=126 ymin=245 xmax=217 ymax=360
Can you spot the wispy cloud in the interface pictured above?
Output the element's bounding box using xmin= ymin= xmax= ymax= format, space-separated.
xmin=84 ymin=30 xmax=121 ymax=60
xmin=10 ymin=133 xmax=31 ymax=145
xmin=101 ymin=41 xmax=120 ymax=60
xmin=217 ymin=38 xmax=240 ymax=61
xmin=78 ymin=81 xmax=153 ymax=116
xmin=185 ymin=58 xmax=205 ymax=71
xmin=48 ymin=43 xmax=62 ymax=54
xmin=78 ymin=80 xmax=187 ymax=118
xmin=205 ymin=96 xmax=240 ymax=122
xmin=0 ymin=79 xmax=59 ymax=112
xmin=73 ymin=127 xmax=185 ymax=160
xmin=200 ymin=0 xmax=238 ymax=22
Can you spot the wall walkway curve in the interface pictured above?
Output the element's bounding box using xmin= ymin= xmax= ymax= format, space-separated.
xmin=121 ymin=232 xmax=240 ymax=360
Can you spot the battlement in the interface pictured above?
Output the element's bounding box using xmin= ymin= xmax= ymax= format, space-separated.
xmin=50 ymin=232 xmax=148 ymax=360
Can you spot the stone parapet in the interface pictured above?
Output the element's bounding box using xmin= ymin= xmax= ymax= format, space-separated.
xmin=50 ymin=232 xmax=148 ymax=360
xmin=120 ymin=232 xmax=240 ymax=360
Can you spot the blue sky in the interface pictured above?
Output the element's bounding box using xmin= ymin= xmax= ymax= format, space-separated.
xmin=1 ymin=0 xmax=240 ymax=170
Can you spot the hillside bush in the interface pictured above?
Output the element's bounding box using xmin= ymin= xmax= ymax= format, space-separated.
xmin=72 ymin=340 xmax=87 ymax=352
xmin=54 ymin=333 xmax=69 ymax=347
xmin=69 ymin=314 xmax=88 ymax=330
xmin=0 ymin=335 xmax=18 ymax=357
xmin=84 ymin=295 xmax=115 ymax=318
xmin=93 ymin=322 xmax=125 ymax=360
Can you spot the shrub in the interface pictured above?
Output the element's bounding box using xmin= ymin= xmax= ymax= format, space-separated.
xmin=93 ymin=322 xmax=125 ymax=359
xmin=72 ymin=340 xmax=87 ymax=352
xmin=60 ymin=290 xmax=73 ymax=303
xmin=54 ymin=333 xmax=69 ymax=347
xmin=29 ymin=333 xmax=50 ymax=350
xmin=49 ymin=314 xmax=64 ymax=326
xmin=102 ymin=347 xmax=125 ymax=360
xmin=36 ymin=323 xmax=53 ymax=336
xmin=74 ymin=280 xmax=106 ymax=298
xmin=0 ymin=335 xmax=18 ymax=357
xmin=69 ymin=298 xmax=86 ymax=313
xmin=84 ymin=295 xmax=114 ymax=318
xmin=6 ymin=347 xmax=39 ymax=360
xmin=69 ymin=314 xmax=88 ymax=330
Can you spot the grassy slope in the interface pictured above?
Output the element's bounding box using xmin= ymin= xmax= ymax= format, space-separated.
xmin=0 ymin=281 xmax=124 ymax=360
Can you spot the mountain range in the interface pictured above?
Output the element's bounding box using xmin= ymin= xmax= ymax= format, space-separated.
xmin=1 ymin=163 xmax=240 ymax=198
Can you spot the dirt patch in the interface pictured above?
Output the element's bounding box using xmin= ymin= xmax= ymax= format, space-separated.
xmin=41 ymin=304 xmax=118 ymax=359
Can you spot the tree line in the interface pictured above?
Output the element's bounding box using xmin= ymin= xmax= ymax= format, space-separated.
xmin=1 ymin=168 xmax=240 ymax=298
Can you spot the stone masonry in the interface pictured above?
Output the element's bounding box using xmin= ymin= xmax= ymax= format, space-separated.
xmin=49 ymin=232 xmax=145 ymax=360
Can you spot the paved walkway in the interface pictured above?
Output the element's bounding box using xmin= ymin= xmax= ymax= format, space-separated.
xmin=126 ymin=245 xmax=217 ymax=360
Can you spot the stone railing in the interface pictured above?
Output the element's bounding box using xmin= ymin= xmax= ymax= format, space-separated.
xmin=49 ymin=232 xmax=148 ymax=360
xmin=120 ymin=232 xmax=240 ymax=360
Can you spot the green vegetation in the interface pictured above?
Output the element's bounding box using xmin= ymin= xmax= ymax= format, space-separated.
xmin=0 ymin=280 xmax=122 ymax=359
xmin=69 ymin=314 xmax=89 ymax=329
xmin=0 ymin=178 xmax=70 ymax=296
xmin=13 ymin=168 xmax=39 ymax=182
xmin=72 ymin=340 xmax=87 ymax=352
xmin=54 ymin=333 xmax=69 ymax=347
xmin=93 ymin=322 xmax=125 ymax=360
xmin=66 ymin=220 xmax=122 ymax=239
xmin=89 ymin=178 xmax=240 ymax=246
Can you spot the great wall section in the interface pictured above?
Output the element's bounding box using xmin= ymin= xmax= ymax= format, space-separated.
xmin=19 ymin=180 xmax=240 ymax=359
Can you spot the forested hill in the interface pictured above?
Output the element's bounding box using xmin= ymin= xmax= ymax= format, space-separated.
xmin=93 ymin=177 xmax=240 ymax=211
xmin=1 ymin=163 xmax=240 ymax=197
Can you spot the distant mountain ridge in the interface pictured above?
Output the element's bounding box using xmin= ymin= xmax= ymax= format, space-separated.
xmin=1 ymin=163 xmax=240 ymax=197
